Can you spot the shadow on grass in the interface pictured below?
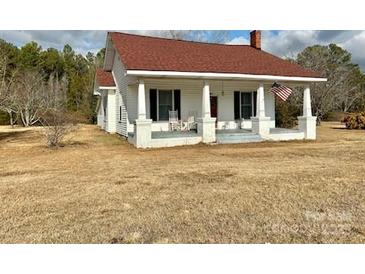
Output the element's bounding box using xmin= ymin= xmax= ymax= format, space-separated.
xmin=1 ymin=169 xmax=43 ymax=177
xmin=330 ymin=125 xmax=348 ymax=130
xmin=63 ymin=140 xmax=88 ymax=146
xmin=0 ymin=131 xmax=28 ymax=142
xmin=94 ymin=133 xmax=129 ymax=146
xmin=331 ymin=126 xmax=365 ymax=131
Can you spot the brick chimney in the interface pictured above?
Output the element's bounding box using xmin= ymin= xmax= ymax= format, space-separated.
xmin=250 ymin=30 xmax=261 ymax=49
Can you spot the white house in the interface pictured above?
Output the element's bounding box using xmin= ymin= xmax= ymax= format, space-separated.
xmin=94 ymin=31 xmax=326 ymax=148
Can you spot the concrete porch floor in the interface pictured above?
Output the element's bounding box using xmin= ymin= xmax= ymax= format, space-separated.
xmin=216 ymin=128 xmax=302 ymax=135
xmin=270 ymin=128 xmax=302 ymax=134
xmin=128 ymin=127 xmax=302 ymax=138
xmin=128 ymin=127 xmax=304 ymax=146
xmin=151 ymin=130 xmax=198 ymax=139
xmin=216 ymin=128 xmax=253 ymax=134
xmin=128 ymin=130 xmax=199 ymax=139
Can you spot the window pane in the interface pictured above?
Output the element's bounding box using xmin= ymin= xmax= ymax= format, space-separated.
xmin=241 ymin=105 xmax=252 ymax=119
xmin=242 ymin=93 xmax=252 ymax=104
xmin=158 ymin=90 xmax=172 ymax=120
xmin=241 ymin=92 xmax=252 ymax=119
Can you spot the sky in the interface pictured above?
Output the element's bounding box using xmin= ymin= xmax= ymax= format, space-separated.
xmin=1 ymin=30 xmax=365 ymax=70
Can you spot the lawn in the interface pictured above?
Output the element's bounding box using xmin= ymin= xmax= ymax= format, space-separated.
xmin=0 ymin=122 xmax=364 ymax=243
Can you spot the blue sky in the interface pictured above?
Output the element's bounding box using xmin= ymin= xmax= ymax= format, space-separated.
xmin=228 ymin=30 xmax=279 ymax=40
xmin=1 ymin=30 xmax=365 ymax=70
xmin=229 ymin=30 xmax=248 ymax=39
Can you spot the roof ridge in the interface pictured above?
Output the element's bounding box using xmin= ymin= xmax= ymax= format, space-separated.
xmin=108 ymin=31 xmax=253 ymax=47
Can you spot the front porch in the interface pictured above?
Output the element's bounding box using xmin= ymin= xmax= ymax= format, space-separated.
xmin=129 ymin=78 xmax=317 ymax=148
xmin=128 ymin=126 xmax=305 ymax=147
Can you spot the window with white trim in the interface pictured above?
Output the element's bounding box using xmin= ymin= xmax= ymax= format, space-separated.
xmin=150 ymin=89 xmax=181 ymax=121
xmin=240 ymin=92 xmax=257 ymax=119
xmin=158 ymin=90 xmax=174 ymax=121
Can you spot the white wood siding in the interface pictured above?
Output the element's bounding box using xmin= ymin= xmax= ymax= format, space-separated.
xmin=127 ymin=85 xmax=138 ymax=127
xmin=126 ymin=79 xmax=275 ymax=132
xmin=112 ymin=54 xmax=128 ymax=137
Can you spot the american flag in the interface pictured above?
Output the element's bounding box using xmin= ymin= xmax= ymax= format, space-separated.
xmin=271 ymin=82 xmax=292 ymax=101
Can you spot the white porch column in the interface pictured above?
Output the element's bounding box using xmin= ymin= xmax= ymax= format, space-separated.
xmin=256 ymin=83 xmax=265 ymax=118
xmin=137 ymin=79 xmax=147 ymax=120
xmin=134 ymin=79 xmax=152 ymax=148
xmin=298 ymin=85 xmax=317 ymax=140
xmin=303 ymin=85 xmax=312 ymax=117
xmin=202 ymin=81 xmax=211 ymax=118
xmin=197 ymin=81 xmax=216 ymax=143
xmin=251 ymin=83 xmax=270 ymax=136
xmin=106 ymin=89 xmax=116 ymax=133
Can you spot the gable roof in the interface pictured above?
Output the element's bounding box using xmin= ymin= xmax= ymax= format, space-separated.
xmin=95 ymin=68 xmax=115 ymax=87
xmin=108 ymin=32 xmax=323 ymax=79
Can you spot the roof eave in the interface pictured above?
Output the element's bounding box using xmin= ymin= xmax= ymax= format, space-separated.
xmin=126 ymin=70 xmax=327 ymax=83
xmin=93 ymin=77 xmax=117 ymax=95
xmin=98 ymin=86 xmax=117 ymax=90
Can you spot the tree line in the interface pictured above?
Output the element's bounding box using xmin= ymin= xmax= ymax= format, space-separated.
xmin=277 ymin=43 xmax=365 ymax=127
xmin=1 ymin=34 xmax=365 ymax=130
xmin=0 ymin=39 xmax=105 ymax=126
xmin=0 ymin=31 xmax=228 ymax=128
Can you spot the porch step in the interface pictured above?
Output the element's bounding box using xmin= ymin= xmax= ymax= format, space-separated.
xmin=216 ymin=132 xmax=263 ymax=144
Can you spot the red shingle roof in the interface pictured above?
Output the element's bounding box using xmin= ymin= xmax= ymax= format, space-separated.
xmin=95 ymin=68 xmax=115 ymax=87
xmin=109 ymin=32 xmax=322 ymax=78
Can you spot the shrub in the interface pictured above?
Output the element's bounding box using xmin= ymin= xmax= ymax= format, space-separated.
xmin=275 ymin=99 xmax=300 ymax=128
xmin=342 ymin=112 xmax=365 ymax=129
xmin=41 ymin=110 xmax=76 ymax=147
xmin=324 ymin=111 xmax=347 ymax=122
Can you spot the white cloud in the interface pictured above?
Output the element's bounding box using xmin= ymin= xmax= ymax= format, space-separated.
xmin=340 ymin=31 xmax=365 ymax=69
xmin=0 ymin=30 xmax=107 ymax=54
xmin=227 ymin=36 xmax=249 ymax=45
xmin=261 ymin=30 xmax=318 ymax=58
xmin=260 ymin=30 xmax=365 ymax=70
xmin=0 ymin=30 xmax=179 ymax=55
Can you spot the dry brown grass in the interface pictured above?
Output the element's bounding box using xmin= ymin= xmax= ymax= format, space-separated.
xmin=0 ymin=122 xmax=364 ymax=243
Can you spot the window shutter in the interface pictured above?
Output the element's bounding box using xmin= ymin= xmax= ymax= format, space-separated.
xmin=234 ymin=91 xmax=240 ymax=119
xmin=253 ymin=91 xmax=257 ymax=117
xmin=150 ymin=89 xmax=157 ymax=121
xmin=174 ymin=89 xmax=181 ymax=119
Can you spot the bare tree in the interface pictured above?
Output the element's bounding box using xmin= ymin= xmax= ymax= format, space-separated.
xmin=309 ymin=65 xmax=363 ymax=122
xmin=40 ymin=73 xmax=75 ymax=147
xmin=333 ymin=67 xmax=365 ymax=112
xmin=0 ymin=57 xmax=17 ymax=127
xmin=12 ymin=70 xmax=48 ymax=127
xmin=296 ymin=44 xmax=365 ymax=123
xmin=42 ymin=111 xmax=74 ymax=147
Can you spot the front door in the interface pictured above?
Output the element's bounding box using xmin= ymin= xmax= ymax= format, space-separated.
xmin=210 ymin=96 xmax=218 ymax=120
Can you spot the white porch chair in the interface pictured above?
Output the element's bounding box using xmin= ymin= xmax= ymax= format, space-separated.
xmin=169 ymin=110 xmax=181 ymax=131
xmin=186 ymin=111 xmax=197 ymax=131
